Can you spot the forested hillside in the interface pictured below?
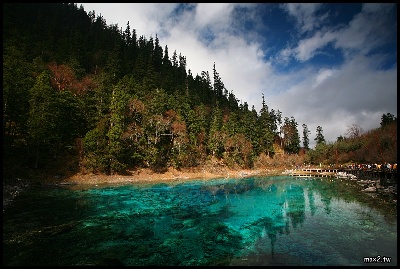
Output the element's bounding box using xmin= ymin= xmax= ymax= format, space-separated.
xmin=306 ymin=116 xmax=397 ymax=166
xmin=3 ymin=3 xmax=396 ymax=180
xmin=3 ymin=3 xmax=297 ymax=176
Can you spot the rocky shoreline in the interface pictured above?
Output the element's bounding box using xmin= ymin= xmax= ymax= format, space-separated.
xmin=282 ymin=168 xmax=397 ymax=201
xmin=335 ymin=171 xmax=397 ymax=201
xmin=3 ymin=177 xmax=34 ymax=210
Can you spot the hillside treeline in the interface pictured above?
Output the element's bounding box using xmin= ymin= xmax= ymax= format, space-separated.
xmin=3 ymin=3 xmax=396 ymax=178
xmin=307 ymin=119 xmax=397 ymax=166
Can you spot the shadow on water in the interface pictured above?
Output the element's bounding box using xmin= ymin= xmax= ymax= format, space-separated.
xmin=3 ymin=176 xmax=397 ymax=266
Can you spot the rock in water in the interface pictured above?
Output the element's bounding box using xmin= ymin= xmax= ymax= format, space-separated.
xmin=362 ymin=186 xmax=376 ymax=192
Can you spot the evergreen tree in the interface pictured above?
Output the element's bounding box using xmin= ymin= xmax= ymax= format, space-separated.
xmin=3 ymin=46 xmax=34 ymax=147
xmin=123 ymin=21 xmax=132 ymax=45
xmin=282 ymin=116 xmax=300 ymax=154
xmin=133 ymin=50 xmax=148 ymax=83
xmin=169 ymin=111 xmax=191 ymax=168
xmin=212 ymin=62 xmax=226 ymax=100
xmin=83 ymin=117 xmax=110 ymax=173
xmin=105 ymin=49 xmax=123 ymax=83
xmin=314 ymin=125 xmax=326 ymax=145
xmin=201 ymin=70 xmax=213 ymax=102
xmin=162 ymin=45 xmax=171 ymax=68
xmin=258 ymin=94 xmax=275 ymax=156
xmin=160 ymin=46 xmax=175 ymax=93
xmin=142 ymin=89 xmax=172 ymax=169
xmin=122 ymin=21 xmax=136 ymax=74
xmin=142 ymin=55 xmax=157 ymax=92
xmin=228 ymin=90 xmax=239 ymax=110
xmin=107 ymin=84 xmax=129 ymax=174
xmin=208 ymin=104 xmax=224 ymax=157
xmin=153 ymin=34 xmax=163 ymax=73
xmin=186 ymin=104 xmax=209 ymax=160
xmin=235 ymin=108 xmax=258 ymax=165
xmin=336 ymin=135 xmax=344 ymax=142
xmin=274 ymin=109 xmax=283 ymax=148
xmin=28 ymin=71 xmax=85 ymax=168
xmin=302 ymin=123 xmax=311 ymax=150
xmin=268 ymin=108 xmax=279 ymax=136
xmin=122 ymin=97 xmax=146 ymax=167
xmin=171 ymin=50 xmax=178 ymax=67
xmin=380 ymin=113 xmax=397 ymax=127
xmin=28 ymin=72 xmax=56 ymax=167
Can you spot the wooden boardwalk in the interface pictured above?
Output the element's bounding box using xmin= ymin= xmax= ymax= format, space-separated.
xmin=285 ymin=168 xmax=397 ymax=184
xmin=284 ymin=168 xmax=338 ymax=178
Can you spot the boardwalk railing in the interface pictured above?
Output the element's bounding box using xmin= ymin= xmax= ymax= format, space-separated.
xmin=282 ymin=168 xmax=338 ymax=178
xmin=283 ymin=168 xmax=397 ymax=182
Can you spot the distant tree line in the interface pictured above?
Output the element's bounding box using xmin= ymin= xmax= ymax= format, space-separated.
xmin=306 ymin=115 xmax=397 ymax=165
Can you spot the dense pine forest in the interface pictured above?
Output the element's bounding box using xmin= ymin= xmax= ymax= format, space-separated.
xmin=3 ymin=3 xmax=397 ymax=181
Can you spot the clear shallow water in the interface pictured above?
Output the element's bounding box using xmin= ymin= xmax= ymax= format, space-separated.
xmin=3 ymin=176 xmax=397 ymax=266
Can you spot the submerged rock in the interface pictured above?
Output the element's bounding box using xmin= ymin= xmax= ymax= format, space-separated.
xmin=3 ymin=178 xmax=32 ymax=211
xmin=362 ymin=186 xmax=376 ymax=192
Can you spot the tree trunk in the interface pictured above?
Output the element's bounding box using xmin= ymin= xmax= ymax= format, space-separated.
xmin=35 ymin=145 xmax=39 ymax=169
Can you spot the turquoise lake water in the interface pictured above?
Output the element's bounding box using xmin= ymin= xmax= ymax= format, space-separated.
xmin=3 ymin=176 xmax=397 ymax=266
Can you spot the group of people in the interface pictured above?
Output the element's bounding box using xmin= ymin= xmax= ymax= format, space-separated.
xmin=293 ymin=163 xmax=397 ymax=172
xmin=343 ymin=163 xmax=397 ymax=172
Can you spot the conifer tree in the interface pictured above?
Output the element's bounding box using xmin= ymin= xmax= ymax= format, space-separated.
xmin=258 ymin=94 xmax=275 ymax=156
xmin=208 ymin=103 xmax=224 ymax=158
xmin=123 ymin=21 xmax=132 ymax=45
xmin=142 ymin=55 xmax=157 ymax=92
xmin=212 ymin=62 xmax=225 ymax=99
xmin=302 ymin=123 xmax=311 ymax=150
xmin=228 ymin=91 xmax=239 ymax=110
xmin=122 ymin=21 xmax=136 ymax=74
xmin=162 ymin=45 xmax=171 ymax=68
xmin=314 ymin=125 xmax=326 ymax=145
xmin=3 ymin=46 xmax=34 ymax=146
xmin=171 ymin=50 xmax=178 ymax=67
xmin=186 ymin=104 xmax=209 ymax=160
xmin=133 ymin=50 xmax=147 ymax=83
xmin=153 ymin=34 xmax=163 ymax=73
xmin=380 ymin=113 xmax=397 ymax=128
xmin=28 ymin=71 xmax=85 ymax=168
xmin=275 ymin=110 xmax=283 ymax=148
xmin=107 ymin=84 xmax=129 ymax=174
xmin=28 ymin=72 xmax=56 ymax=163
xmin=201 ymin=71 xmax=213 ymax=103
xmin=282 ymin=116 xmax=300 ymax=154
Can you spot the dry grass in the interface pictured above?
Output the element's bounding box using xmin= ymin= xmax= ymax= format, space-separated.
xmin=62 ymin=156 xmax=294 ymax=187
xmin=253 ymin=153 xmax=307 ymax=170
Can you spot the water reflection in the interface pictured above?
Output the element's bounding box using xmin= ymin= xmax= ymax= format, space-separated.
xmin=285 ymin=184 xmax=305 ymax=228
xmin=3 ymin=176 xmax=397 ymax=266
xmin=308 ymin=189 xmax=316 ymax=216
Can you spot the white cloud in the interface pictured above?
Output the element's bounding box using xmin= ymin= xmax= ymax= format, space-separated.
xmin=278 ymin=3 xmax=396 ymax=65
xmin=266 ymin=54 xmax=397 ymax=147
xmin=293 ymin=31 xmax=336 ymax=62
xmin=282 ymin=3 xmax=326 ymax=34
xmin=312 ymin=68 xmax=336 ymax=88
xmin=334 ymin=3 xmax=396 ymax=57
xmin=194 ymin=3 xmax=235 ymax=30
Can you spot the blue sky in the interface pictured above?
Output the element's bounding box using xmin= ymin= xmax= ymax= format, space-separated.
xmin=78 ymin=3 xmax=397 ymax=148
